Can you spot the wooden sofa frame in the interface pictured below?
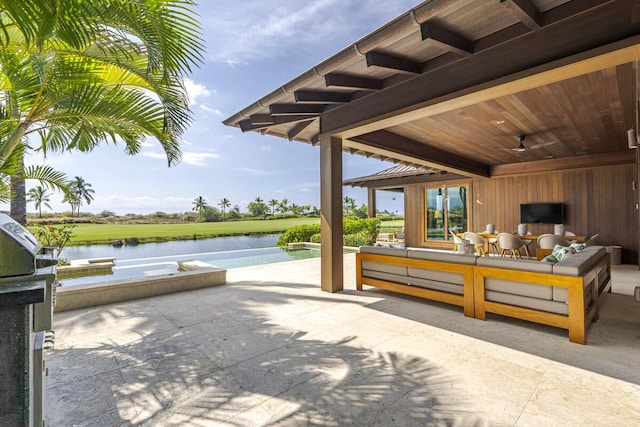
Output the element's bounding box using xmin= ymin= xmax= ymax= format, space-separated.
xmin=356 ymin=251 xmax=611 ymax=344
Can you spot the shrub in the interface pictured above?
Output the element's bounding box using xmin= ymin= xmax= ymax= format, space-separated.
xmin=343 ymin=232 xmax=371 ymax=247
xmin=276 ymin=224 xmax=321 ymax=246
xmin=310 ymin=233 xmax=321 ymax=243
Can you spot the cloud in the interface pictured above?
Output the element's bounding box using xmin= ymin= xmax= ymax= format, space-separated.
xmin=142 ymin=150 xmax=219 ymax=166
xmin=238 ymin=167 xmax=275 ymax=176
xmin=295 ymin=181 xmax=320 ymax=192
xmin=184 ymin=78 xmax=212 ymax=106
xmin=203 ymin=0 xmax=418 ymax=65
xmin=200 ymin=105 xmax=222 ymax=115
xmin=182 ymin=151 xmax=220 ymax=166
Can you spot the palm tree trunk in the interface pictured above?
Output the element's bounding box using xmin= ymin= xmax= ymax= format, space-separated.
xmin=10 ymin=172 xmax=27 ymax=226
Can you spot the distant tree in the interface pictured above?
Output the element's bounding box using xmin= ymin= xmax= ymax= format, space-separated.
xmin=355 ymin=204 xmax=369 ymax=219
xmin=268 ymin=199 xmax=279 ymax=216
xmin=192 ymin=196 xmax=207 ymax=219
xmin=99 ymin=210 xmax=117 ymax=218
xmin=343 ymin=196 xmax=356 ymax=216
xmin=218 ymin=198 xmax=231 ymax=220
xmin=201 ymin=205 xmax=221 ymax=222
xmin=278 ymin=198 xmax=290 ymax=215
xmin=248 ymin=197 xmax=268 ymax=218
xmin=62 ymin=192 xmax=80 ymax=217
xmin=26 ymin=185 xmax=52 ymax=217
xmin=69 ymin=176 xmax=95 ymax=216
xmin=228 ymin=205 xmax=241 ymax=220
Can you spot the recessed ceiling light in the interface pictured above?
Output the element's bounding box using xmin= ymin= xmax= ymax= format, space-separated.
xmin=495 ymin=120 xmax=505 ymax=124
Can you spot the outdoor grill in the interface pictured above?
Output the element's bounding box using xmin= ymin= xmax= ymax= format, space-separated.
xmin=0 ymin=213 xmax=57 ymax=426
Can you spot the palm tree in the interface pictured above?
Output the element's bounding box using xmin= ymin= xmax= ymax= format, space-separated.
xmin=192 ymin=196 xmax=207 ymax=218
xmin=0 ymin=0 xmax=204 ymax=224
xmin=69 ymin=176 xmax=95 ymax=216
xmin=26 ymin=185 xmax=52 ymax=217
xmin=268 ymin=199 xmax=279 ymax=216
xmin=62 ymin=192 xmax=80 ymax=217
xmin=218 ymin=198 xmax=231 ymax=221
xmin=278 ymin=198 xmax=289 ymax=215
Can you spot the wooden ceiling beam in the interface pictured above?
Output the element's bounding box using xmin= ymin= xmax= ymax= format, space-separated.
xmin=249 ymin=114 xmax=275 ymax=125
xmin=325 ymin=72 xmax=384 ymax=90
xmin=239 ymin=115 xmax=317 ymax=132
xmin=349 ymin=130 xmax=490 ymax=178
xmin=269 ymin=104 xmax=325 ymax=116
xmin=366 ymin=51 xmax=423 ymax=75
xmin=500 ymin=0 xmax=541 ymax=30
xmin=542 ymin=0 xmax=616 ymax=27
xmin=287 ymin=119 xmax=315 ymax=140
xmin=490 ymin=150 xmax=636 ymax=176
xmin=421 ymin=22 xmax=474 ymax=56
xmin=294 ymin=90 xmax=352 ymax=104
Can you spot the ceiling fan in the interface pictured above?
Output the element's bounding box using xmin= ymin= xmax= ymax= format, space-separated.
xmin=509 ymin=134 xmax=557 ymax=152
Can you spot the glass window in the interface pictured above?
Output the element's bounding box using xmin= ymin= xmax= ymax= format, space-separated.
xmin=424 ymin=184 xmax=469 ymax=242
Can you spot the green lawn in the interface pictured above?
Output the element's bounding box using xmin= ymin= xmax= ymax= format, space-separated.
xmin=65 ymin=217 xmax=320 ymax=245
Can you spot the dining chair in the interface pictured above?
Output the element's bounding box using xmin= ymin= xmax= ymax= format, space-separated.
xmin=449 ymin=229 xmax=464 ymax=252
xmin=462 ymin=231 xmax=487 ymax=256
xmin=496 ymin=232 xmax=528 ymax=258
xmin=537 ymin=233 xmax=570 ymax=249
xmin=584 ymin=233 xmax=600 ymax=247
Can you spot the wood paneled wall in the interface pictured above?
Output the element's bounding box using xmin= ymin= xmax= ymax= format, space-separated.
xmin=404 ymin=164 xmax=638 ymax=264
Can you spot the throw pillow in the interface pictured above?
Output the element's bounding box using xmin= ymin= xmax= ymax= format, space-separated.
xmin=540 ymin=254 xmax=558 ymax=263
xmin=570 ymin=242 xmax=585 ymax=252
xmin=551 ymin=244 xmax=575 ymax=261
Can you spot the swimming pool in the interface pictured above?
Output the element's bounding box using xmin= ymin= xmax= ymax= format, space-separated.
xmin=59 ymin=246 xmax=321 ymax=287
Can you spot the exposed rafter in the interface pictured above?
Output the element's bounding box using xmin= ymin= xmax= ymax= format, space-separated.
xmin=269 ymin=104 xmax=325 ymax=116
xmin=294 ymin=90 xmax=352 ymax=104
xmin=239 ymin=115 xmax=317 ymax=132
xmin=421 ymin=22 xmax=474 ymax=56
xmin=365 ymin=51 xmax=422 ymax=74
xmin=287 ymin=119 xmax=316 ymax=140
xmin=349 ymin=130 xmax=490 ymax=178
xmin=500 ymin=0 xmax=541 ymax=30
xmin=249 ymin=114 xmax=275 ymax=125
xmin=325 ymin=73 xmax=384 ymax=90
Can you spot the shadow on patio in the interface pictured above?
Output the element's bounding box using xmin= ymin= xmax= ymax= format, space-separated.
xmin=46 ymin=256 xmax=640 ymax=425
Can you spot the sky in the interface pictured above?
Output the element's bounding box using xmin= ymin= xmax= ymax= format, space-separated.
xmin=10 ymin=0 xmax=421 ymax=216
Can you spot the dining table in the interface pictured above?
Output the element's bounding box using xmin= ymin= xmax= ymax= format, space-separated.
xmin=456 ymin=232 xmax=587 ymax=256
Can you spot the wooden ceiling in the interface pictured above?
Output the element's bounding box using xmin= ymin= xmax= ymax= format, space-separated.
xmin=224 ymin=0 xmax=640 ymax=178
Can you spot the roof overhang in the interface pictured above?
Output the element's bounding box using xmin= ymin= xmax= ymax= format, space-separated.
xmin=224 ymin=0 xmax=640 ymax=177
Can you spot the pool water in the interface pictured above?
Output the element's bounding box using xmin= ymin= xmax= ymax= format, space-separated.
xmin=59 ymin=247 xmax=321 ymax=287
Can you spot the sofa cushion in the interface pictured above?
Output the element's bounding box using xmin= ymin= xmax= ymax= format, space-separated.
xmin=362 ymin=260 xmax=407 ymax=276
xmin=476 ymin=256 xmax=553 ymax=273
xmin=485 ymin=278 xmax=553 ymax=300
xmin=485 ymin=290 xmax=568 ymax=315
xmin=553 ymin=246 xmax=605 ymax=276
xmin=362 ymin=270 xmax=408 ymax=284
xmin=360 ymin=246 xmax=407 ymax=257
xmin=407 ymin=248 xmax=478 ymax=265
xmin=408 ymin=267 xmax=465 ymax=285
xmin=407 ymin=276 xmax=464 ymax=294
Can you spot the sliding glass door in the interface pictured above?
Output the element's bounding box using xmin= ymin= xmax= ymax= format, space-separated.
xmin=424 ymin=184 xmax=469 ymax=242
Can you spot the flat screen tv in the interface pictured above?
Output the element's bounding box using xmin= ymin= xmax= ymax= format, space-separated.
xmin=520 ymin=203 xmax=564 ymax=224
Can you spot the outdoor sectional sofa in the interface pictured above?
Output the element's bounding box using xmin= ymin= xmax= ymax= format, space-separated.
xmin=356 ymin=245 xmax=611 ymax=344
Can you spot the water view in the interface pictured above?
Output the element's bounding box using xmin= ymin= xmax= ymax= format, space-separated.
xmin=59 ymin=233 xmax=322 ymax=287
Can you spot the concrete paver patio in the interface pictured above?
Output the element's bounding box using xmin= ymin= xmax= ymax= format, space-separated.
xmin=47 ymin=254 xmax=640 ymax=426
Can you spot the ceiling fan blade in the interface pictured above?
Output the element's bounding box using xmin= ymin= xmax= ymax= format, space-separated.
xmin=529 ymin=140 xmax=557 ymax=149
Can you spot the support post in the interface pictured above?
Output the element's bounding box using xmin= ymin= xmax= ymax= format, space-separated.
xmin=320 ymin=135 xmax=343 ymax=292
xmin=367 ymin=188 xmax=377 ymax=218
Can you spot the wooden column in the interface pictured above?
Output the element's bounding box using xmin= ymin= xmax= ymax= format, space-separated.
xmin=367 ymin=188 xmax=377 ymax=218
xmin=320 ymin=135 xmax=343 ymax=292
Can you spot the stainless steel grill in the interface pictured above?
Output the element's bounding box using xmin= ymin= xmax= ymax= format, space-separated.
xmin=0 ymin=213 xmax=57 ymax=426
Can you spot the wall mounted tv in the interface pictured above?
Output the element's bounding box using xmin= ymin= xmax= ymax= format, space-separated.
xmin=520 ymin=203 xmax=564 ymax=224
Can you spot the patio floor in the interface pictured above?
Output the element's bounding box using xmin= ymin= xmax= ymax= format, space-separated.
xmin=47 ymin=254 xmax=640 ymax=426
